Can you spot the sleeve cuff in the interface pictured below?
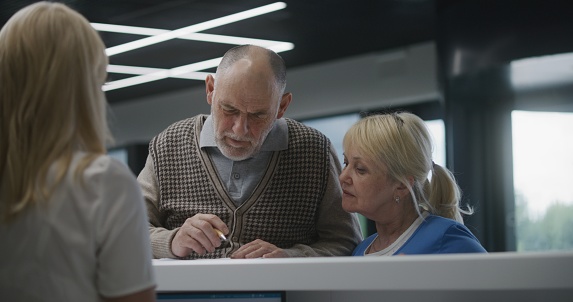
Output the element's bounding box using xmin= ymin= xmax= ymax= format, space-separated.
xmin=151 ymin=227 xmax=180 ymax=259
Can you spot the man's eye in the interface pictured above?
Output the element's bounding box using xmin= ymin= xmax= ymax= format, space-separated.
xmin=251 ymin=113 xmax=267 ymax=120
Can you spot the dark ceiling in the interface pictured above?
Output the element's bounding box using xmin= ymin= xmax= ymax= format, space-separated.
xmin=0 ymin=0 xmax=435 ymax=105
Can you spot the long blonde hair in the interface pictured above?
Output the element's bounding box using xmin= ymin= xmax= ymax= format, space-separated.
xmin=343 ymin=112 xmax=472 ymax=223
xmin=0 ymin=2 xmax=111 ymax=222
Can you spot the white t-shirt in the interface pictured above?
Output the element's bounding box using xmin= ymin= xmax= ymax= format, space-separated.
xmin=0 ymin=153 xmax=156 ymax=301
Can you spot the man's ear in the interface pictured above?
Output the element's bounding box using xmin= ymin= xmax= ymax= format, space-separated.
xmin=205 ymin=74 xmax=215 ymax=105
xmin=276 ymin=92 xmax=292 ymax=119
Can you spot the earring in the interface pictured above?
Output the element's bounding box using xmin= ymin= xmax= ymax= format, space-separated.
xmin=395 ymin=196 xmax=400 ymax=204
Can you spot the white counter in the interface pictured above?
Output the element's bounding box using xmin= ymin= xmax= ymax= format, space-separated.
xmin=153 ymin=251 xmax=573 ymax=302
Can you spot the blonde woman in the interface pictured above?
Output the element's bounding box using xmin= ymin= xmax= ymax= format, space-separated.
xmin=340 ymin=113 xmax=486 ymax=255
xmin=0 ymin=2 xmax=156 ymax=301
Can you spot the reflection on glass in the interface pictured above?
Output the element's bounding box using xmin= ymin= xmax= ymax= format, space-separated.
xmin=425 ymin=119 xmax=446 ymax=167
xmin=512 ymin=110 xmax=573 ymax=251
xmin=302 ymin=113 xmax=361 ymax=165
xmin=108 ymin=148 xmax=128 ymax=165
xmin=302 ymin=115 xmax=445 ymax=167
xmin=302 ymin=113 xmax=365 ymax=236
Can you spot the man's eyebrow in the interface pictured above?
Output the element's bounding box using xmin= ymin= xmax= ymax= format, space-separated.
xmin=220 ymin=103 xmax=237 ymax=110
xmin=224 ymin=104 xmax=269 ymax=115
xmin=249 ymin=110 xmax=269 ymax=116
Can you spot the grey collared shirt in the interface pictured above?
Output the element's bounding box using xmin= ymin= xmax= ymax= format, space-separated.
xmin=199 ymin=115 xmax=288 ymax=205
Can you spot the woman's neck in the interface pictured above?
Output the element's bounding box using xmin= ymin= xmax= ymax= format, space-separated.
xmin=371 ymin=208 xmax=419 ymax=252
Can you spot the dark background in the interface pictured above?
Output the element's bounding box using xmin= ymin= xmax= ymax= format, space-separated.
xmin=1 ymin=0 xmax=436 ymax=105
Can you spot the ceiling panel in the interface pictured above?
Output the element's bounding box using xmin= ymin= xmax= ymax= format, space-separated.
xmin=0 ymin=0 xmax=435 ymax=104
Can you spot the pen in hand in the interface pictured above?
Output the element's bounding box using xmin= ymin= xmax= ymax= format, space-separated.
xmin=214 ymin=229 xmax=228 ymax=242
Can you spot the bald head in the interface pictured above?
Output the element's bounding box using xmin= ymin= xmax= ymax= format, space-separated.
xmin=216 ymin=45 xmax=287 ymax=94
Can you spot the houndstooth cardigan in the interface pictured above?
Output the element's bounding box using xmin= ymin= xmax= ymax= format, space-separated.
xmin=149 ymin=115 xmax=332 ymax=259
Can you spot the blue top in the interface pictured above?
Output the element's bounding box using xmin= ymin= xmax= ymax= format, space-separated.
xmin=352 ymin=215 xmax=487 ymax=256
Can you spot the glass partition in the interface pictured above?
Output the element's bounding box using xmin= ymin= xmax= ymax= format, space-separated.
xmin=512 ymin=110 xmax=573 ymax=251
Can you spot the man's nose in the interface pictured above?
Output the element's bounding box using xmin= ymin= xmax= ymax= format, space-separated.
xmin=233 ymin=114 xmax=248 ymax=136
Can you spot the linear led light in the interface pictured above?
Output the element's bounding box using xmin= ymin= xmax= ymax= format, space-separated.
xmin=266 ymin=42 xmax=294 ymax=54
xmin=105 ymin=41 xmax=293 ymax=77
xmin=181 ymin=33 xmax=292 ymax=48
xmin=103 ymin=58 xmax=222 ymax=91
xmin=103 ymin=42 xmax=294 ymax=91
xmin=92 ymin=23 xmax=292 ymax=48
xmin=105 ymin=2 xmax=286 ymax=56
xmin=106 ymin=65 xmax=212 ymax=80
xmin=91 ymin=23 xmax=167 ymax=36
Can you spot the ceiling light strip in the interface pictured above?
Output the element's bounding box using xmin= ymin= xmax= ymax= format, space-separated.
xmin=105 ymin=41 xmax=293 ymax=75
xmin=103 ymin=71 xmax=171 ymax=91
xmin=103 ymin=58 xmax=222 ymax=91
xmin=106 ymin=65 xmax=212 ymax=80
xmin=92 ymin=23 xmax=288 ymax=47
xmin=103 ymin=43 xmax=294 ymax=91
xmin=104 ymin=2 xmax=286 ymax=56
xmin=181 ymin=33 xmax=291 ymax=47
xmin=91 ymin=23 xmax=166 ymax=36
xmin=106 ymin=65 xmax=165 ymax=75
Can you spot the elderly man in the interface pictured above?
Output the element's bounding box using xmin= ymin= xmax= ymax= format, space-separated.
xmin=138 ymin=45 xmax=362 ymax=259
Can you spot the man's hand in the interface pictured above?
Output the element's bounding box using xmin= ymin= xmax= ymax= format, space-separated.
xmin=171 ymin=214 xmax=228 ymax=257
xmin=230 ymin=239 xmax=289 ymax=259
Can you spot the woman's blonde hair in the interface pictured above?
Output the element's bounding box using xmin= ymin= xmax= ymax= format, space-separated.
xmin=0 ymin=2 xmax=111 ymax=222
xmin=343 ymin=112 xmax=472 ymax=223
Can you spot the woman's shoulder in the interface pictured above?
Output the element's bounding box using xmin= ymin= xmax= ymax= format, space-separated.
xmin=419 ymin=214 xmax=487 ymax=253
xmin=423 ymin=214 xmax=459 ymax=226
xmin=75 ymin=152 xmax=133 ymax=178
xmin=420 ymin=215 xmax=474 ymax=237
xmin=422 ymin=215 xmax=475 ymax=233
xmin=67 ymin=152 xmax=138 ymax=196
